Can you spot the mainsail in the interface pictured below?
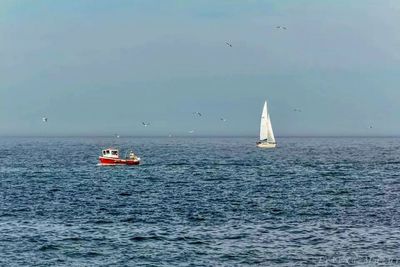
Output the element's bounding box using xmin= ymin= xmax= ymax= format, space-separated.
xmin=259 ymin=101 xmax=268 ymax=141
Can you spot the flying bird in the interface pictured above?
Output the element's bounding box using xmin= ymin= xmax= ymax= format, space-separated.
xmin=42 ymin=117 xmax=48 ymax=123
xmin=293 ymin=108 xmax=302 ymax=112
xmin=220 ymin=118 xmax=227 ymax=122
xmin=225 ymin=42 xmax=232 ymax=47
xmin=188 ymin=130 xmax=195 ymax=134
xmin=142 ymin=122 xmax=150 ymax=127
xmin=193 ymin=112 xmax=202 ymax=117
xmin=276 ymin=26 xmax=287 ymax=30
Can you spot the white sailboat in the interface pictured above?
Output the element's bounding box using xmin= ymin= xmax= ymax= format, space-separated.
xmin=256 ymin=100 xmax=277 ymax=148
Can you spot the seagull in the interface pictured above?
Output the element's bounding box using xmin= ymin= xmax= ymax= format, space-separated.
xmin=276 ymin=26 xmax=287 ymax=30
xmin=293 ymin=108 xmax=302 ymax=112
xmin=188 ymin=130 xmax=195 ymax=134
xmin=225 ymin=42 xmax=232 ymax=47
xmin=369 ymin=125 xmax=373 ymax=129
xmin=142 ymin=122 xmax=150 ymax=127
xmin=193 ymin=112 xmax=202 ymax=117
xmin=220 ymin=118 xmax=227 ymax=122
xmin=42 ymin=117 xmax=48 ymax=123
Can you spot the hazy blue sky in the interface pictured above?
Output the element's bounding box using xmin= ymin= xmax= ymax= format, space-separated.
xmin=1 ymin=0 xmax=399 ymax=136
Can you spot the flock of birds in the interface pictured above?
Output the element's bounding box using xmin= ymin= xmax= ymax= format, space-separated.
xmin=41 ymin=111 xmax=229 ymax=136
xmin=40 ymin=25 xmax=374 ymax=134
xmin=41 ymin=107 xmax=374 ymax=134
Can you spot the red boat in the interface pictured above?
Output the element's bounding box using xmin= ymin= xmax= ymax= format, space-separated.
xmin=99 ymin=148 xmax=140 ymax=166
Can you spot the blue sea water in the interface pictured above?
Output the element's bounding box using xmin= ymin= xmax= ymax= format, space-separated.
xmin=1 ymin=137 xmax=400 ymax=266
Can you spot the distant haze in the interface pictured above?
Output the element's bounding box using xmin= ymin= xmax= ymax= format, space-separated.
xmin=1 ymin=0 xmax=400 ymax=136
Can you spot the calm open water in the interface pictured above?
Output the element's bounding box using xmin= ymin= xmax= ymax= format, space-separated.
xmin=1 ymin=137 xmax=400 ymax=266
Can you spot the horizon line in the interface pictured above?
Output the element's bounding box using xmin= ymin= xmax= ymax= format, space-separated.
xmin=1 ymin=135 xmax=400 ymax=138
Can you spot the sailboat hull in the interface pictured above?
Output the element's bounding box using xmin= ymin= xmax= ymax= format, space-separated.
xmin=256 ymin=142 xmax=277 ymax=148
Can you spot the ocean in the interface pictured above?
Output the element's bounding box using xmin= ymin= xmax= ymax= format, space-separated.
xmin=1 ymin=137 xmax=399 ymax=266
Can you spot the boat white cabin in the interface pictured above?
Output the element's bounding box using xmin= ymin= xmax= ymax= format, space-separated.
xmin=102 ymin=148 xmax=119 ymax=158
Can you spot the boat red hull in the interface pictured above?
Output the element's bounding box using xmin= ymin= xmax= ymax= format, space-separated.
xmin=99 ymin=157 xmax=140 ymax=166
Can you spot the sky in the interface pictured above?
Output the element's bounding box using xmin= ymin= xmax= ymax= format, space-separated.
xmin=1 ymin=0 xmax=400 ymax=136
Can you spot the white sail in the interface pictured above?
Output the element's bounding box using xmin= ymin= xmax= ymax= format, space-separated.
xmin=266 ymin=113 xmax=275 ymax=143
xmin=259 ymin=100 xmax=275 ymax=143
xmin=259 ymin=101 xmax=268 ymax=141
